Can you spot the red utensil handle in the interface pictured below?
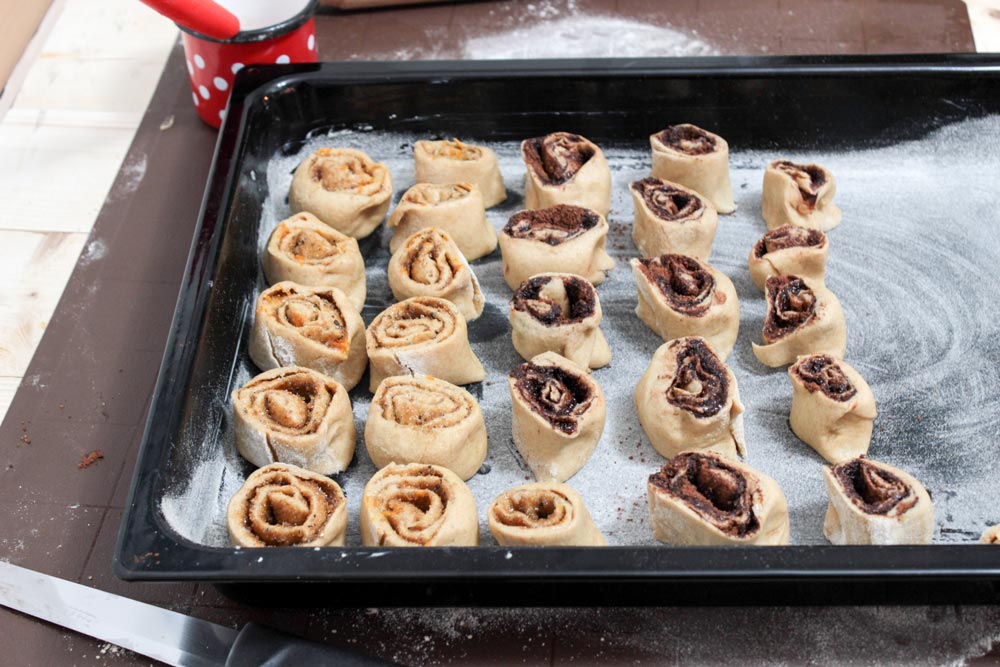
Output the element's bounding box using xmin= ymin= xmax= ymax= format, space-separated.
xmin=139 ymin=0 xmax=241 ymax=40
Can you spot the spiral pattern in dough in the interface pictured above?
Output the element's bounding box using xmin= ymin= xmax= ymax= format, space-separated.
xmin=388 ymin=228 xmax=484 ymax=321
xmin=488 ymin=482 xmax=606 ymax=546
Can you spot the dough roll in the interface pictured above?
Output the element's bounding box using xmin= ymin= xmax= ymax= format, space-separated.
xmin=413 ymin=138 xmax=507 ymax=208
xmin=649 ymin=124 xmax=736 ymax=214
xmin=227 ymin=463 xmax=348 ymax=548
xmin=263 ymin=212 xmax=366 ymax=311
xmin=360 ymin=463 xmax=478 ymax=547
xmin=630 ymin=253 xmax=740 ymax=360
xmin=647 ymin=451 xmax=790 ymax=546
xmin=521 ymin=132 xmax=611 ymax=217
xmin=289 ymin=147 xmax=392 ymax=239
xmin=232 ymin=366 xmax=356 ymax=474
xmin=365 ymin=374 xmax=487 ymax=480
xmin=762 ymin=159 xmax=841 ymax=231
xmin=248 ymin=282 xmax=368 ymax=391
xmin=365 ymin=296 xmax=485 ymax=392
xmin=488 ymin=482 xmax=606 ymax=546
xmin=789 ymin=354 xmax=877 ymax=463
xmin=510 ymin=272 xmax=611 ymax=370
xmin=635 ymin=337 xmax=745 ymax=460
xmin=508 ymin=352 xmax=606 ymax=483
xmin=387 ymin=182 xmax=496 ymax=260
xmin=388 ymin=227 xmax=485 ymax=321
xmin=982 ymin=525 xmax=1000 ymax=544
xmin=500 ymin=204 xmax=615 ymax=290
xmin=752 ymin=274 xmax=846 ymax=367
xmin=822 ymin=456 xmax=934 ymax=545
xmin=748 ymin=224 xmax=829 ymax=292
xmin=630 ymin=177 xmax=718 ymax=260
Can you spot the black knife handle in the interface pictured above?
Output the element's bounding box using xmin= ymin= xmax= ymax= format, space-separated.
xmin=226 ymin=622 xmax=402 ymax=666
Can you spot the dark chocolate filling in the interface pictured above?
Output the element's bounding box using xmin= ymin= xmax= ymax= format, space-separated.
xmin=503 ymin=204 xmax=599 ymax=246
xmin=773 ymin=160 xmax=827 ymax=207
xmin=512 ymin=274 xmax=596 ymax=325
xmin=509 ymin=362 xmax=594 ymax=435
xmin=637 ymin=254 xmax=715 ymax=316
xmin=522 ymin=132 xmax=595 ymax=185
xmin=649 ymin=452 xmax=759 ymax=537
xmin=832 ymin=457 xmax=917 ymax=515
xmin=632 ymin=177 xmax=704 ymax=221
xmin=793 ymin=354 xmax=856 ymax=401
xmin=655 ymin=125 xmax=717 ymax=155
xmin=762 ymin=275 xmax=816 ymax=342
xmin=666 ymin=338 xmax=729 ymax=418
xmin=753 ymin=225 xmax=826 ymax=259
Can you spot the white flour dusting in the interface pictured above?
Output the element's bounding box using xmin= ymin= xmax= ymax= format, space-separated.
xmin=161 ymin=115 xmax=1000 ymax=550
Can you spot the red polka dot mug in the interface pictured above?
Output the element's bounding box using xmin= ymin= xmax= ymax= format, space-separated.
xmin=179 ymin=0 xmax=319 ymax=128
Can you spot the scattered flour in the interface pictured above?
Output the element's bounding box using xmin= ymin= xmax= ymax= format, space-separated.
xmin=77 ymin=238 xmax=107 ymax=267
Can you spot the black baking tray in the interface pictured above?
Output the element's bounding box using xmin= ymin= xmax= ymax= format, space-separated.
xmin=116 ymin=56 xmax=1000 ymax=605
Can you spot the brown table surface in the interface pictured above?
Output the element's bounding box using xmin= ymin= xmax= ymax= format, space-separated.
xmin=2 ymin=1 xmax=998 ymax=665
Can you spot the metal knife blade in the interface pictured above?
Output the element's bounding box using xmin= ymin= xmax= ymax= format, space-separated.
xmin=0 ymin=561 xmax=238 ymax=667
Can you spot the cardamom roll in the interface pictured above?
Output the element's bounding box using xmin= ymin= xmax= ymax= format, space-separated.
xmin=508 ymin=352 xmax=606 ymax=483
xmin=822 ymin=457 xmax=934 ymax=545
xmin=649 ymin=124 xmax=736 ymax=214
xmin=630 ymin=177 xmax=718 ymax=261
xmin=413 ymin=138 xmax=507 ymax=208
xmin=748 ymin=224 xmax=829 ymax=292
xmin=488 ymin=482 xmax=606 ymax=546
xmin=789 ymin=354 xmax=877 ymax=463
xmin=752 ymin=275 xmax=846 ymax=368
xmin=289 ymin=147 xmax=392 ymax=239
xmin=387 ymin=227 xmax=484 ymax=322
xmin=510 ymin=272 xmax=611 ymax=370
xmin=499 ymin=204 xmax=615 ymax=290
xmin=522 ymin=132 xmax=611 ymax=217
xmin=263 ymin=212 xmax=366 ymax=311
xmin=762 ymin=159 xmax=841 ymax=231
xmin=360 ymin=463 xmax=479 ymax=547
xmin=635 ymin=337 xmax=745 ymax=460
xmin=630 ymin=253 xmax=740 ymax=361
xmin=365 ymin=374 xmax=487 ymax=481
xmin=248 ymin=282 xmax=368 ymax=391
xmin=365 ymin=296 xmax=485 ymax=392
xmin=981 ymin=525 xmax=1000 ymax=545
xmin=227 ymin=463 xmax=348 ymax=548
xmin=232 ymin=367 xmax=356 ymax=474
xmin=647 ymin=451 xmax=790 ymax=546
xmin=387 ymin=182 xmax=496 ymax=260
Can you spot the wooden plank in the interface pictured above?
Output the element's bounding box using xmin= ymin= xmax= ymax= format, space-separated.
xmin=0 ymin=375 xmax=19 ymax=423
xmin=0 ymin=0 xmax=54 ymax=90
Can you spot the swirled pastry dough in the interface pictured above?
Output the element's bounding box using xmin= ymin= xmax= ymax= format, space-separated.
xmin=649 ymin=124 xmax=736 ymax=214
xmin=522 ymin=132 xmax=611 ymax=217
xmin=752 ymin=275 xmax=846 ymax=367
xmin=387 ymin=182 xmax=496 ymax=261
xmin=748 ymin=225 xmax=828 ymax=292
xmin=488 ymin=482 xmax=606 ymax=546
xmin=762 ymin=159 xmax=841 ymax=231
xmin=981 ymin=525 xmax=1000 ymax=544
xmin=630 ymin=177 xmax=718 ymax=260
xmin=388 ymin=228 xmax=485 ymax=321
xmin=289 ymin=147 xmax=392 ymax=239
xmin=414 ymin=138 xmax=507 ymax=208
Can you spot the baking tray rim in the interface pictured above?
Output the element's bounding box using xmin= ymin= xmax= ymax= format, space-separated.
xmin=115 ymin=54 xmax=1000 ymax=583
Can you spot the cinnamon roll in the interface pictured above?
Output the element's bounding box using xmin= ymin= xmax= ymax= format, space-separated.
xmin=649 ymin=124 xmax=736 ymax=214
xmin=508 ymin=352 xmax=606 ymax=483
xmin=413 ymin=138 xmax=507 ymax=208
xmin=365 ymin=296 xmax=485 ymax=392
xmin=635 ymin=337 xmax=745 ymax=460
xmin=521 ymin=132 xmax=611 ymax=217
xmin=789 ymin=355 xmax=877 ymax=463
xmin=248 ymin=282 xmax=368 ymax=391
xmin=499 ymin=204 xmax=614 ymax=290
xmin=227 ymin=463 xmax=347 ymax=548
xmin=630 ymin=177 xmax=718 ymax=260
xmin=359 ymin=463 xmax=478 ymax=547
xmin=387 ymin=182 xmax=496 ymax=261
xmin=488 ymin=482 xmax=606 ymax=546
xmin=748 ymin=225 xmax=828 ymax=292
xmin=630 ymin=253 xmax=740 ymax=361
xmin=388 ymin=228 xmax=485 ymax=322
xmin=510 ymin=272 xmax=611 ymax=370
xmin=762 ymin=159 xmax=841 ymax=231
xmin=232 ymin=367 xmax=355 ymax=474
xmin=648 ymin=451 xmax=790 ymax=546
xmin=263 ymin=212 xmax=366 ymax=311
xmin=981 ymin=525 xmax=1000 ymax=545
xmin=752 ymin=275 xmax=846 ymax=367
xmin=365 ymin=374 xmax=487 ymax=481
xmin=822 ymin=457 xmax=934 ymax=545
xmin=289 ymin=147 xmax=392 ymax=239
